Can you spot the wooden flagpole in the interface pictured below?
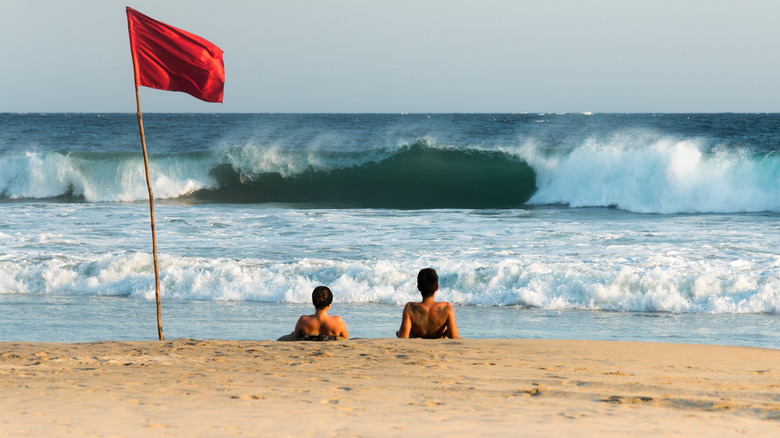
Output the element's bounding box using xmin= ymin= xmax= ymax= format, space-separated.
xmin=133 ymin=87 xmax=165 ymax=341
xmin=128 ymin=10 xmax=163 ymax=341
xmin=126 ymin=7 xmax=224 ymax=341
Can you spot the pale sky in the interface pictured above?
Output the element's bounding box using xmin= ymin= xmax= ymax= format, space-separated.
xmin=2 ymin=0 xmax=779 ymax=113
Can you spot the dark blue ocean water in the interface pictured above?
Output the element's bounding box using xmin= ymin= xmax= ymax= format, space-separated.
xmin=2 ymin=113 xmax=778 ymax=210
xmin=0 ymin=113 xmax=778 ymax=346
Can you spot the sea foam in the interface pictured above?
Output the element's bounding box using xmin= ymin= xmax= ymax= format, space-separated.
xmin=2 ymin=253 xmax=777 ymax=314
xmin=522 ymin=131 xmax=780 ymax=213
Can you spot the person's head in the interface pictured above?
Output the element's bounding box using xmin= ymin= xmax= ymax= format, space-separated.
xmin=312 ymin=286 xmax=333 ymax=310
xmin=417 ymin=268 xmax=439 ymax=299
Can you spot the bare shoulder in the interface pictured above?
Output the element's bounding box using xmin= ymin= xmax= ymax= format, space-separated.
xmin=334 ymin=315 xmax=348 ymax=332
xmin=408 ymin=302 xmax=430 ymax=317
xmin=294 ymin=314 xmax=315 ymax=338
xmin=436 ymin=301 xmax=454 ymax=313
xmin=297 ymin=314 xmax=314 ymax=324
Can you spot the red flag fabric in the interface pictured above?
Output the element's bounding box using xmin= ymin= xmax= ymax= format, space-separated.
xmin=126 ymin=7 xmax=224 ymax=103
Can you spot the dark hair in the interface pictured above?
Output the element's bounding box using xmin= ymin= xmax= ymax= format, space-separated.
xmin=312 ymin=286 xmax=333 ymax=309
xmin=417 ymin=268 xmax=438 ymax=298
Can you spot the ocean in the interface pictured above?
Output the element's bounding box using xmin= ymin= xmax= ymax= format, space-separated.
xmin=0 ymin=113 xmax=778 ymax=347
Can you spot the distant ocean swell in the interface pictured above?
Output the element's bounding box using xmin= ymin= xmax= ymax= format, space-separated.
xmin=1 ymin=136 xmax=779 ymax=213
xmin=1 ymin=253 xmax=777 ymax=313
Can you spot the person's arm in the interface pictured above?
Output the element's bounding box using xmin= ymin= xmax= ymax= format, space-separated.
xmin=396 ymin=303 xmax=412 ymax=338
xmin=445 ymin=304 xmax=459 ymax=339
xmin=337 ymin=317 xmax=350 ymax=340
xmin=293 ymin=316 xmax=306 ymax=339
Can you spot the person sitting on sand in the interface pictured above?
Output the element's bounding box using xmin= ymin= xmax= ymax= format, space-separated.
xmin=396 ymin=268 xmax=459 ymax=339
xmin=290 ymin=286 xmax=349 ymax=341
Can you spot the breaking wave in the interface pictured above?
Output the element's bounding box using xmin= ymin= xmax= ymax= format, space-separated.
xmin=521 ymin=131 xmax=780 ymax=213
xmin=2 ymin=130 xmax=778 ymax=213
xmin=0 ymin=141 xmax=536 ymax=209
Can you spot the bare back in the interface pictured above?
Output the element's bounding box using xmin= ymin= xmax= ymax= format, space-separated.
xmin=294 ymin=312 xmax=349 ymax=340
xmin=398 ymin=299 xmax=459 ymax=339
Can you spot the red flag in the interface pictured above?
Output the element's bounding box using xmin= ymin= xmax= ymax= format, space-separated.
xmin=126 ymin=7 xmax=224 ymax=103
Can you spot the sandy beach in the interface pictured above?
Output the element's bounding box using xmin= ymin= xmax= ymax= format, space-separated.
xmin=0 ymin=339 xmax=777 ymax=437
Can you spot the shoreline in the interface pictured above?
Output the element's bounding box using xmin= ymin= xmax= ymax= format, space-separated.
xmin=1 ymin=338 xmax=778 ymax=436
